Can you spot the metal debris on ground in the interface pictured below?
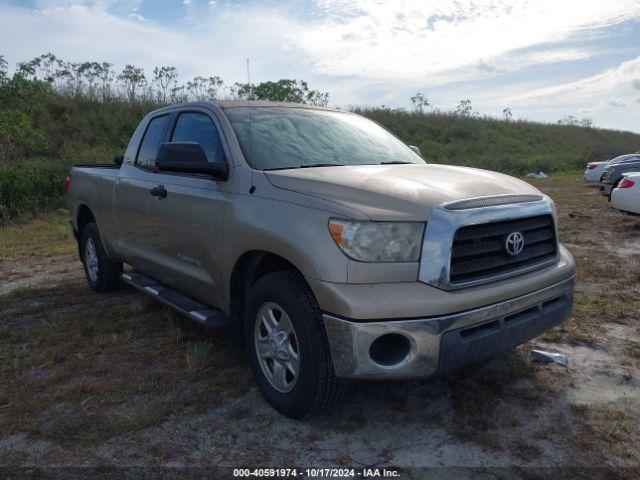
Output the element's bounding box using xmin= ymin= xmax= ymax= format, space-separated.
xmin=530 ymin=349 xmax=569 ymax=366
xmin=525 ymin=171 xmax=548 ymax=179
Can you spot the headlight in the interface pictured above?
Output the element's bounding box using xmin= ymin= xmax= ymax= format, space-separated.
xmin=328 ymin=219 xmax=424 ymax=262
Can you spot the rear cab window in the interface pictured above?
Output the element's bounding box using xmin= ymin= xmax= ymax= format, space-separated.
xmin=136 ymin=115 xmax=169 ymax=170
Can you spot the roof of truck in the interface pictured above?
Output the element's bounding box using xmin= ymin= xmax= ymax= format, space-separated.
xmin=151 ymin=100 xmax=342 ymax=113
xmin=216 ymin=100 xmax=334 ymax=109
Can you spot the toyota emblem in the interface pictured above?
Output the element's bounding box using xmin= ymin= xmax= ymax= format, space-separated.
xmin=505 ymin=231 xmax=525 ymax=257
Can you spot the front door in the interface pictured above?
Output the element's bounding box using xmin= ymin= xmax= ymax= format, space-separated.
xmin=147 ymin=110 xmax=230 ymax=308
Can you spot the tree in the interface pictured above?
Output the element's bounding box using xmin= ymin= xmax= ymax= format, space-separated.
xmin=502 ymin=107 xmax=513 ymax=121
xmin=27 ymin=53 xmax=60 ymax=83
xmin=454 ymin=99 xmax=474 ymax=116
xmin=153 ymin=66 xmax=178 ymax=104
xmin=410 ymin=92 xmax=430 ymax=113
xmin=16 ymin=60 xmax=36 ymax=80
xmin=0 ymin=55 xmax=7 ymax=85
xmin=580 ymin=117 xmax=593 ymax=128
xmin=170 ymin=85 xmax=188 ymax=103
xmin=62 ymin=62 xmax=90 ymax=97
xmin=97 ymin=62 xmax=114 ymax=101
xmin=186 ymin=75 xmax=223 ymax=101
xmin=231 ymin=82 xmax=252 ymax=100
xmin=118 ymin=65 xmax=146 ymax=103
xmin=240 ymin=79 xmax=328 ymax=105
xmin=82 ymin=62 xmax=102 ymax=100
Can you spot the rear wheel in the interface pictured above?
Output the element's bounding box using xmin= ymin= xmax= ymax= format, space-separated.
xmin=245 ymin=270 xmax=343 ymax=418
xmin=80 ymin=223 xmax=122 ymax=293
xmin=609 ymin=179 xmax=622 ymax=201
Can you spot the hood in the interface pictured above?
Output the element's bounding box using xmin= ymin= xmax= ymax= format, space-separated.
xmin=265 ymin=163 xmax=541 ymax=221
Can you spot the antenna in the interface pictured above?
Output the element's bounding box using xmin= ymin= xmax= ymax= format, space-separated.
xmin=246 ymin=57 xmax=254 ymax=185
xmin=246 ymin=57 xmax=252 ymax=100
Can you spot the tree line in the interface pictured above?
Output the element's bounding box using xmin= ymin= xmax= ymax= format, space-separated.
xmin=410 ymin=91 xmax=594 ymax=127
xmin=0 ymin=53 xmax=329 ymax=106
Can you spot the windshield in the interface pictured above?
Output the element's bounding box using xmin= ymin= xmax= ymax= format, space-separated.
xmin=611 ymin=154 xmax=640 ymax=164
xmin=224 ymin=107 xmax=424 ymax=170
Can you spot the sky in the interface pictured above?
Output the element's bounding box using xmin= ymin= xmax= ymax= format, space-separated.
xmin=1 ymin=0 xmax=640 ymax=132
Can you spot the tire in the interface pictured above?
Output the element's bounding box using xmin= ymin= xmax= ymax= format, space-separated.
xmin=80 ymin=223 xmax=122 ymax=293
xmin=245 ymin=270 xmax=343 ymax=418
xmin=608 ymin=179 xmax=621 ymax=201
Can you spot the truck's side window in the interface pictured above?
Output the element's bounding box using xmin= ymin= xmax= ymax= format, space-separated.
xmin=136 ymin=115 xmax=168 ymax=170
xmin=171 ymin=112 xmax=225 ymax=164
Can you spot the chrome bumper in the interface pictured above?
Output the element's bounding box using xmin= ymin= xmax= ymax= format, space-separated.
xmin=323 ymin=276 xmax=574 ymax=380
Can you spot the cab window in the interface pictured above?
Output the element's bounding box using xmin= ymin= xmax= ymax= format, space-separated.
xmin=171 ymin=112 xmax=225 ymax=163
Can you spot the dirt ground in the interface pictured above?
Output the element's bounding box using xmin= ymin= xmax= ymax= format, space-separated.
xmin=1 ymin=174 xmax=639 ymax=479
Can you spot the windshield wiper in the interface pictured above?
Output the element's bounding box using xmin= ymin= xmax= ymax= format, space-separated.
xmin=380 ymin=161 xmax=412 ymax=165
xmin=299 ymin=163 xmax=346 ymax=168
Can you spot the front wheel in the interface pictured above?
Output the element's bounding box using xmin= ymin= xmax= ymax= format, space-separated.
xmin=245 ymin=270 xmax=343 ymax=418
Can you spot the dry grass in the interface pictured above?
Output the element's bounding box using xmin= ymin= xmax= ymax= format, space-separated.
xmin=0 ymin=276 xmax=252 ymax=451
xmin=0 ymin=173 xmax=639 ymax=470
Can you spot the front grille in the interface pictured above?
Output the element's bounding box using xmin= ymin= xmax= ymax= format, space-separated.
xmin=449 ymin=215 xmax=557 ymax=284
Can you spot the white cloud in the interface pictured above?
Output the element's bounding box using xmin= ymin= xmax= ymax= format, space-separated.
xmin=182 ymin=0 xmax=192 ymax=5
xmin=128 ymin=7 xmax=144 ymax=21
xmin=295 ymin=0 xmax=640 ymax=83
xmin=0 ymin=2 xmax=302 ymax=85
xmin=508 ymin=56 xmax=640 ymax=104
xmin=503 ymin=56 xmax=640 ymax=131
xmin=0 ymin=0 xmax=639 ymax=131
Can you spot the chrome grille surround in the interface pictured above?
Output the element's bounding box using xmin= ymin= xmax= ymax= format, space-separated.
xmin=419 ymin=195 xmax=559 ymax=290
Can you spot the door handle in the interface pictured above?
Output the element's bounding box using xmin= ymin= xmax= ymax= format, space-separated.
xmin=150 ymin=185 xmax=167 ymax=198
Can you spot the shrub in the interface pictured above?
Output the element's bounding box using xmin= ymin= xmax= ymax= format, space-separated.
xmin=0 ymin=157 xmax=70 ymax=224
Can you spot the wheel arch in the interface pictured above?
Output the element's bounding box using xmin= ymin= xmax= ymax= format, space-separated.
xmin=229 ymin=250 xmax=310 ymax=347
xmin=75 ymin=204 xmax=96 ymax=258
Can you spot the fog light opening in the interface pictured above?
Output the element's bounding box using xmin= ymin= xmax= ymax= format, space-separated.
xmin=369 ymin=333 xmax=411 ymax=367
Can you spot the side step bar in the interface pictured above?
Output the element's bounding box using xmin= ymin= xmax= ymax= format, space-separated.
xmin=120 ymin=272 xmax=229 ymax=330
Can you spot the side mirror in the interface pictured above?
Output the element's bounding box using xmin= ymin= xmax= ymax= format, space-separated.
xmin=155 ymin=142 xmax=229 ymax=181
xmin=409 ymin=145 xmax=421 ymax=156
xmin=114 ymin=154 xmax=124 ymax=166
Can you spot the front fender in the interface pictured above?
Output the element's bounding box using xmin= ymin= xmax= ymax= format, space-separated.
xmin=220 ymin=194 xmax=350 ymax=312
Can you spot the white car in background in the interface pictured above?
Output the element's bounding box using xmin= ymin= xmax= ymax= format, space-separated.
xmin=584 ymin=161 xmax=609 ymax=182
xmin=611 ymin=173 xmax=640 ymax=214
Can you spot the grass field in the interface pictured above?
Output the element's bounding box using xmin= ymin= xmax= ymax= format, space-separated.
xmin=0 ymin=174 xmax=639 ymax=477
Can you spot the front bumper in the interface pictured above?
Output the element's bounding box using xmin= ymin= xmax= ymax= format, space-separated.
xmin=323 ymin=276 xmax=574 ymax=379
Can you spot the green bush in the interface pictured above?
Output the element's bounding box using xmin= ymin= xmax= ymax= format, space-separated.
xmin=0 ymin=158 xmax=71 ymax=224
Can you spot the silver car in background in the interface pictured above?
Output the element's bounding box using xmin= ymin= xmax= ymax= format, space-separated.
xmin=584 ymin=161 xmax=609 ymax=182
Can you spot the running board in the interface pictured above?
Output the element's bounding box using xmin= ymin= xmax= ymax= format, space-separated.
xmin=120 ymin=272 xmax=229 ymax=330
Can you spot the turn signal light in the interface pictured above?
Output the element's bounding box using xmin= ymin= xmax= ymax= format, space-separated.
xmin=328 ymin=221 xmax=344 ymax=243
xmin=64 ymin=175 xmax=71 ymax=193
xmin=619 ymin=178 xmax=635 ymax=189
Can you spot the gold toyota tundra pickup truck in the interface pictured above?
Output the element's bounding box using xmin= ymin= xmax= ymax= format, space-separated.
xmin=65 ymin=101 xmax=575 ymax=418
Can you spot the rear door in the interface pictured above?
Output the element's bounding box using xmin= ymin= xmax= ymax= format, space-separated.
xmin=146 ymin=109 xmax=230 ymax=307
xmin=114 ymin=114 xmax=170 ymax=270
